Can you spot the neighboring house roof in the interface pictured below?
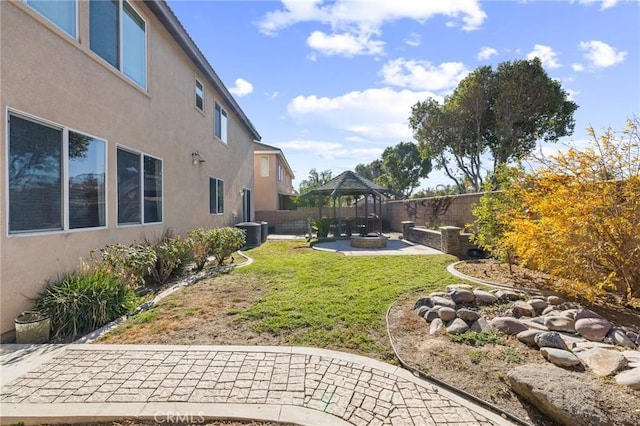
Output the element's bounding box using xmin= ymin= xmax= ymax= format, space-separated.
xmin=305 ymin=170 xmax=392 ymax=198
xmin=145 ymin=0 xmax=261 ymax=142
xmin=253 ymin=141 xmax=295 ymax=180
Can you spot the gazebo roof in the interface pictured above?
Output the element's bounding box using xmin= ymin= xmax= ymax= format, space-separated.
xmin=304 ymin=170 xmax=392 ymax=198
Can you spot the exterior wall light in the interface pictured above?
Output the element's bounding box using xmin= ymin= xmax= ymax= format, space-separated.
xmin=192 ymin=150 xmax=206 ymax=165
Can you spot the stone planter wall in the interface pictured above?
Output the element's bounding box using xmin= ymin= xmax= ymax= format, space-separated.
xmin=402 ymin=222 xmax=477 ymax=257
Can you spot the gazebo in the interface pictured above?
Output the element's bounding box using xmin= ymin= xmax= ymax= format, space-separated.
xmin=303 ymin=170 xmax=394 ymax=237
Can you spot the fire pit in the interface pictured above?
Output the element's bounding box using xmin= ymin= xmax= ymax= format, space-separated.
xmin=350 ymin=234 xmax=388 ymax=248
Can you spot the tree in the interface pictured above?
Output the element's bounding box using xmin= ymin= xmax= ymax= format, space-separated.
xmin=377 ymin=141 xmax=431 ymax=199
xmin=294 ymin=168 xmax=333 ymax=207
xmin=355 ymin=160 xmax=384 ymax=182
xmin=410 ymin=58 xmax=577 ymax=192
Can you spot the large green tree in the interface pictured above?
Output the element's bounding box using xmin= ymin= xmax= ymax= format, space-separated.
xmin=410 ymin=58 xmax=578 ymax=192
xmin=377 ymin=141 xmax=432 ymax=199
xmin=294 ymin=168 xmax=333 ymax=207
xmin=355 ymin=160 xmax=384 ymax=182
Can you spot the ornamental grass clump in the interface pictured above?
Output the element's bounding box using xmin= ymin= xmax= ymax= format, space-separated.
xmin=34 ymin=268 xmax=136 ymax=340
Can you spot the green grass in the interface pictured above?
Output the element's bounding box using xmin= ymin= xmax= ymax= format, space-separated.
xmin=448 ymin=330 xmax=506 ymax=346
xmin=234 ymin=241 xmax=461 ymax=357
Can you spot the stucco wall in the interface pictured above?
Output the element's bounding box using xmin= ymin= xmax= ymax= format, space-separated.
xmin=0 ymin=1 xmax=256 ymax=335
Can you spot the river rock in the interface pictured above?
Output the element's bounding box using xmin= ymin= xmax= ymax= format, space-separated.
xmin=575 ymin=348 xmax=626 ymax=376
xmin=456 ymin=308 xmax=480 ymax=323
xmin=535 ymin=331 xmax=569 ymax=351
xmin=543 ymin=316 xmax=577 ymax=333
xmin=615 ymin=367 xmax=640 ymax=390
xmin=450 ymin=289 xmax=475 ymax=304
xmin=473 ymin=289 xmax=498 ymax=305
xmin=512 ymin=301 xmax=536 ymax=318
xmin=547 ymin=295 xmax=565 ymax=305
xmin=446 ymin=318 xmax=470 ymax=335
xmin=470 ymin=317 xmax=491 ymax=333
xmin=623 ymin=350 xmax=640 ymax=368
xmin=517 ymin=329 xmax=541 ymax=346
xmin=495 ymin=289 xmax=521 ymax=301
xmin=446 ymin=284 xmax=472 ymax=292
xmin=604 ymin=327 xmax=637 ymax=349
xmin=416 ymin=306 xmax=430 ymax=317
xmin=542 ymin=305 xmax=563 ymax=315
xmin=558 ymin=309 xmax=578 ymax=320
xmin=574 ymin=308 xmax=604 ymax=321
xmin=438 ymin=307 xmax=457 ymax=322
xmin=489 ymin=317 xmax=528 ymax=335
xmin=429 ymin=291 xmax=448 ymax=298
xmin=508 ymin=363 xmax=609 ymax=425
xmin=423 ymin=307 xmax=441 ymax=323
xmin=529 ymin=298 xmax=548 ymax=312
xmin=575 ymin=317 xmax=612 ymax=342
xmin=430 ymin=296 xmax=456 ymax=309
xmin=429 ymin=318 xmax=444 ymax=336
xmin=540 ymin=348 xmax=581 ymax=367
xmin=414 ymin=297 xmax=433 ymax=309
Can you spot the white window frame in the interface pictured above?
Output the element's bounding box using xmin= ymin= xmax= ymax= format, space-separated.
xmin=89 ymin=0 xmax=147 ymax=89
xmin=209 ymin=177 xmax=224 ymax=215
xmin=5 ymin=109 xmax=108 ymax=236
xmin=116 ymin=146 xmax=163 ymax=226
xmin=24 ymin=0 xmax=78 ymax=39
xmin=260 ymin=156 xmax=269 ymax=177
xmin=195 ymin=78 xmax=204 ymax=112
xmin=214 ymin=103 xmax=228 ymax=144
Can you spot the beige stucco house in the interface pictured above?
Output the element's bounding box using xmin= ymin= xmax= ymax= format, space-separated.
xmin=253 ymin=142 xmax=295 ymax=212
xmin=0 ymin=0 xmax=260 ymax=337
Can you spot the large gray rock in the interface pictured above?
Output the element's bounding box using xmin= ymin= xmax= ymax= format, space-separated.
xmin=415 ymin=306 xmax=430 ymax=317
xmin=438 ymin=307 xmax=457 ymax=322
xmin=546 ymin=295 xmax=565 ymax=305
xmin=473 ymin=289 xmax=498 ymax=305
xmin=543 ymin=316 xmax=577 ymax=333
xmin=517 ymin=329 xmax=541 ymax=346
xmin=622 ymin=350 xmax=640 ymax=368
xmin=574 ymin=308 xmax=604 ymax=321
xmin=540 ymin=348 xmax=581 ymax=367
xmin=430 ymin=296 xmax=456 ymax=309
xmin=512 ymin=301 xmax=536 ymax=318
xmin=470 ymin=317 xmax=491 ymax=333
xmin=575 ymin=317 xmax=613 ymax=342
xmin=429 ymin=318 xmax=444 ymax=336
xmin=535 ymin=331 xmax=569 ymax=351
xmin=423 ymin=307 xmax=441 ymax=323
xmin=446 ymin=283 xmax=472 ymax=293
xmin=615 ymin=367 xmax=640 ymax=390
xmin=508 ymin=363 xmax=609 ymax=426
xmin=575 ymin=348 xmax=626 ymax=376
xmin=604 ymin=327 xmax=637 ymax=349
xmin=414 ymin=297 xmax=433 ymax=309
xmin=529 ymin=298 xmax=548 ymax=312
xmin=450 ymin=289 xmax=476 ymax=304
xmin=446 ymin=318 xmax=470 ymax=335
xmin=495 ymin=289 xmax=521 ymax=301
xmin=456 ymin=308 xmax=480 ymax=323
xmin=519 ymin=318 xmax=549 ymax=331
xmin=542 ymin=305 xmax=563 ymax=315
xmin=489 ymin=317 xmax=528 ymax=335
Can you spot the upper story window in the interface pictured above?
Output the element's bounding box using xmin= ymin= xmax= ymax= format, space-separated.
xmin=277 ymin=162 xmax=283 ymax=181
xmin=117 ymin=148 xmax=162 ymax=225
xmin=214 ymin=103 xmax=228 ymax=143
xmin=195 ymin=79 xmax=204 ymax=111
xmin=260 ymin=156 xmax=269 ymax=177
xmin=8 ymin=112 xmax=106 ymax=234
xmin=90 ymin=0 xmax=147 ymax=89
xmin=25 ymin=0 xmax=77 ymax=38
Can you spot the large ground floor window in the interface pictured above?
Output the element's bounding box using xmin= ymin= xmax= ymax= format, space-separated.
xmin=8 ymin=112 xmax=106 ymax=233
xmin=209 ymin=177 xmax=224 ymax=214
xmin=117 ymin=147 xmax=162 ymax=225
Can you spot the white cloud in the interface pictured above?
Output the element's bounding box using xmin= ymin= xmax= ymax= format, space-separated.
xmin=257 ymin=0 xmax=486 ymax=57
xmin=572 ymin=63 xmax=586 ymax=72
xmin=277 ymin=139 xmax=383 ymax=162
xmin=477 ymin=46 xmax=498 ymax=61
xmin=380 ymin=58 xmax=469 ymax=91
xmin=228 ymin=78 xmax=254 ymax=97
xmin=404 ymin=32 xmax=421 ymax=47
xmin=527 ymin=44 xmax=561 ymax=69
xmin=287 ymin=87 xmax=441 ymax=140
xmin=574 ymin=0 xmax=619 ymax=10
xmin=307 ymin=30 xmax=385 ymax=56
xmin=579 ymin=40 xmax=627 ymax=67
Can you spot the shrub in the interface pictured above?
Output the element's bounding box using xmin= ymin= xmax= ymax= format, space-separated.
xmin=93 ymin=243 xmax=156 ymax=287
xmin=209 ymin=227 xmax=245 ymax=266
xmin=189 ymin=228 xmax=213 ymax=271
xmin=143 ymin=230 xmax=193 ymax=285
xmin=34 ymin=268 xmax=135 ymax=339
xmin=501 ymin=118 xmax=640 ymax=302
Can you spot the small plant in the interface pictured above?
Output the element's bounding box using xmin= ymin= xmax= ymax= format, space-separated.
xmin=448 ymin=330 xmax=506 ymax=346
xmin=502 ymin=347 xmax=523 ymax=363
xmin=311 ymin=217 xmax=331 ymax=238
xmin=34 ymin=268 xmax=135 ymax=339
xmin=466 ymin=349 xmax=489 ymax=364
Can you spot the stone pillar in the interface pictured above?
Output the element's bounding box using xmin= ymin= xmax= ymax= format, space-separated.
xmin=439 ymin=226 xmax=462 ymax=255
xmin=401 ymin=221 xmax=415 ymax=240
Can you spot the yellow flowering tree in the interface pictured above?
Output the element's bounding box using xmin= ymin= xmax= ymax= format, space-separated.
xmin=500 ymin=117 xmax=640 ymax=303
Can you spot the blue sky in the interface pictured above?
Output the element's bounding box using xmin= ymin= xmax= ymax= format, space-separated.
xmin=168 ymin=0 xmax=639 ymax=190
